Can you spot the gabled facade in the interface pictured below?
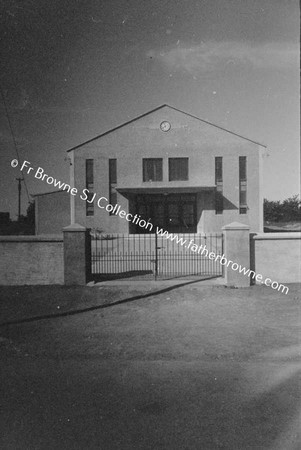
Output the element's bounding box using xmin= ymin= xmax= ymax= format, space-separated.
xmin=68 ymin=105 xmax=265 ymax=233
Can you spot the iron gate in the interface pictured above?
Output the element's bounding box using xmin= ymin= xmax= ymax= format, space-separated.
xmin=91 ymin=232 xmax=223 ymax=280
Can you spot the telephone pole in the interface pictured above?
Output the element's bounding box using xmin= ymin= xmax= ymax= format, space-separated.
xmin=16 ymin=177 xmax=23 ymax=221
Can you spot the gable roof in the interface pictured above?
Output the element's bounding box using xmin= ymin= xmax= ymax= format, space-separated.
xmin=66 ymin=104 xmax=266 ymax=152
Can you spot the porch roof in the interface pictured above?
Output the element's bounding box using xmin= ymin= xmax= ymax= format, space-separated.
xmin=116 ymin=185 xmax=216 ymax=194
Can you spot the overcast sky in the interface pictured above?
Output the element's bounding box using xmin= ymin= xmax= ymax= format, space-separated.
xmin=0 ymin=0 xmax=299 ymax=218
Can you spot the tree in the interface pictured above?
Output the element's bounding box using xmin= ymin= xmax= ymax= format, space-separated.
xmin=281 ymin=195 xmax=301 ymax=221
xmin=264 ymin=195 xmax=301 ymax=223
xmin=0 ymin=201 xmax=35 ymax=235
xmin=25 ymin=201 xmax=35 ymax=227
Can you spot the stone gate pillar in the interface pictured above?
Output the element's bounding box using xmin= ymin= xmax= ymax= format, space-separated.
xmin=63 ymin=224 xmax=91 ymax=285
xmin=222 ymin=222 xmax=250 ymax=287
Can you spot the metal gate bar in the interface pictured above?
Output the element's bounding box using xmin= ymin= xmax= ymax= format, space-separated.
xmin=91 ymin=232 xmax=223 ymax=280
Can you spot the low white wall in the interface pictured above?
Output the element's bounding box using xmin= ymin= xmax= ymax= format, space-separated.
xmin=252 ymin=232 xmax=301 ymax=284
xmin=0 ymin=235 xmax=64 ymax=285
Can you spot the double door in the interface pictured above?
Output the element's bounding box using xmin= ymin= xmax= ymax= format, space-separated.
xmin=134 ymin=194 xmax=197 ymax=233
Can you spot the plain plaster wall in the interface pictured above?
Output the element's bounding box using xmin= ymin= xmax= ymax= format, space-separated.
xmin=0 ymin=236 xmax=64 ymax=285
xmin=35 ymin=191 xmax=70 ymax=235
xmin=252 ymin=232 xmax=301 ymax=284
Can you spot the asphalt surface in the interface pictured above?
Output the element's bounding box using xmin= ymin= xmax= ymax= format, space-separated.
xmin=0 ymin=282 xmax=300 ymax=449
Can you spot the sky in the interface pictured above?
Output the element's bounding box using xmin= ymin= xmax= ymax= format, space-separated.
xmin=0 ymin=0 xmax=299 ymax=219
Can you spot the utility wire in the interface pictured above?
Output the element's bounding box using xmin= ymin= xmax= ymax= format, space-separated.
xmin=0 ymin=84 xmax=30 ymax=203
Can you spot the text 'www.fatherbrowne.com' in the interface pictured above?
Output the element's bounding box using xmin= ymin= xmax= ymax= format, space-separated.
xmin=155 ymin=227 xmax=289 ymax=294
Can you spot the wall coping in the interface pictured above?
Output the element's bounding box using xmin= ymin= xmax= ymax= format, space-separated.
xmin=253 ymin=232 xmax=301 ymax=240
xmin=63 ymin=223 xmax=87 ymax=232
xmin=0 ymin=234 xmax=63 ymax=242
xmin=222 ymin=222 xmax=250 ymax=231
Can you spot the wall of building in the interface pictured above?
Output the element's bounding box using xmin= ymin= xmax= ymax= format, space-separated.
xmin=35 ymin=191 xmax=70 ymax=234
xmin=252 ymin=232 xmax=301 ymax=283
xmin=0 ymin=235 xmax=64 ymax=285
xmin=71 ymin=106 xmax=264 ymax=234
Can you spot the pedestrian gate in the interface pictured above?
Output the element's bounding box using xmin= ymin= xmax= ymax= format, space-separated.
xmin=91 ymin=232 xmax=223 ymax=280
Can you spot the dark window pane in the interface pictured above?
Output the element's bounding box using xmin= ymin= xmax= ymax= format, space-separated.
xmin=215 ymin=190 xmax=223 ymax=215
xmin=86 ymin=159 xmax=94 ymax=186
xmin=109 ymin=159 xmax=117 ymax=214
xmin=239 ymin=157 xmax=247 ymax=214
xmin=110 ymin=190 xmax=117 ymax=207
xmin=86 ymin=160 xmax=94 ymax=216
xmin=109 ymin=159 xmax=117 ymax=184
xmin=239 ymin=186 xmax=247 ymax=206
xmin=143 ymin=159 xmax=163 ymax=182
xmin=215 ymin=157 xmax=223 ymax=214
xmin=169 ymin=158 xmax=188 ymax=181
xmin=215 ymin=157 xmax=223 ymax=182
xmin=86 ymin=191 xmax=94 ymax=216
xmin=239 ymin=156 xmax=247 ymax=181
xmin=86 ymin=208 xmax=94 ymax=216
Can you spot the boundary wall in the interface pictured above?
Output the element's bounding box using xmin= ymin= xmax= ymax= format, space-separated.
xmin=0 ymin=225 xmax=300 ymax=287
xmin=0 ymin=235 xmax=64 ymax=285
xmin=251 ymin=232 xmax=301 ymax=284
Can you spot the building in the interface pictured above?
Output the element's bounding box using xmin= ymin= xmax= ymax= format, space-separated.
xmin=67 ymin=105 xmax=265 ymax=234
xmin=34 ymin=190 xmax=70 ymax=234
xmin=0 ymin=212 xmax=10 ymax=225
xmin=0 ymin=212 xmax=11 ymax=235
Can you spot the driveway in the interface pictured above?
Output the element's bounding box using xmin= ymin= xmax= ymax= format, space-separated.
xmin=0 ymin=282 xmax=300 ymax=449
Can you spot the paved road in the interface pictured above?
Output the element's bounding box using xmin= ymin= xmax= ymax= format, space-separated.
xmin=0 ymin=283 xmax=300 ymax=449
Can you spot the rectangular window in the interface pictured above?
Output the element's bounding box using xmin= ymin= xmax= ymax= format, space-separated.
xmin=143 ymin=158 xmax=163 ymax=182
xmin=109 ymin=159 xmax=117 ymax=215
xmin=215 ymin=157 xmax=223 ymax=214
xmin=169 ymin=158 xmax=189 ymax=181
xmin=239 ymin=156 xmax=247 ymax=214
xmin=86 ymin=159 xmax=93 ymax=188
xmin=86 ymin=159 xmax=94 ymax=216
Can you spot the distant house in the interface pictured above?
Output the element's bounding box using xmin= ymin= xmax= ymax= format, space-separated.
xmin=0 ymin=212 xmax=10 ymax=225
xmin=0 ymin=212 xmax=10 ymax=235
xmin=33 ymin=190 xmax=70 ymax=234
xmin=66 ymin=104 xmax=265 ymax=233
